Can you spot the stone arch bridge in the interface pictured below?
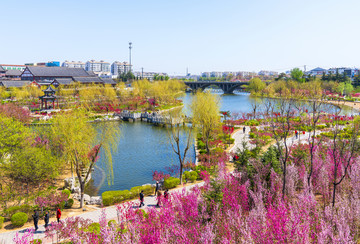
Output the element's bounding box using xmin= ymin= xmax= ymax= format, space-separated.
xmin=184 ymin=81 xmax=249 ymax=94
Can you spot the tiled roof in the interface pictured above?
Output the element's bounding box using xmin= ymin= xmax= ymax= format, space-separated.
xmin=0 ymin=66 xmax=5 ymax=72
xmin=73 ymin=76 xmax=103 ymax=83
xmin=0 ymin=80 xmax=30 ymax=88
xmin=53 ymin=78 xmax=74 ymax=85
xmin=100 ymin=78 xmax=116 ymax=85
xmin=86 ymin=71 xmax=97 ymax=77
xmin=26 ymin=66 xmax=90 ymax=77
xmin=5 ymin=69 xmax=22 ymax=76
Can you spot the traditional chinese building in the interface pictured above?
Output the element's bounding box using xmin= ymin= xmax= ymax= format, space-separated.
xmin=39 ymin=86 xmax=57 ymax=110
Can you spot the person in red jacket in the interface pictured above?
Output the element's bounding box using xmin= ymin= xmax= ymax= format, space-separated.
xmin=56 ymin=208 xmax=61 ymax=223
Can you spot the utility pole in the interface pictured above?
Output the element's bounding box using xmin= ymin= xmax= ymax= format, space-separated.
xmin=129 ymin=42 xmax=132 ymax=72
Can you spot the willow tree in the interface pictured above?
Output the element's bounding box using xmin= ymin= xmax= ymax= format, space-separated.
xmin=190 ymin=90 xmax=221 ymax=155
xmin=50 ymin=108 xmax=121 ymax=207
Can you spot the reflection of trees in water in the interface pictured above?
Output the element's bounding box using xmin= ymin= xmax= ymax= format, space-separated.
xmin=84 ymin=179 xmax=99 ymax=196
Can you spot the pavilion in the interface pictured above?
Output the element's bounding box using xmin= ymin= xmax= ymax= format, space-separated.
xmin=39 ymin=85 xmax=58 ymax=110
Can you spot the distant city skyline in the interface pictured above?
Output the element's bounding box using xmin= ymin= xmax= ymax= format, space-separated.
xmin=1 ymin=0 xmax=360 ymax=75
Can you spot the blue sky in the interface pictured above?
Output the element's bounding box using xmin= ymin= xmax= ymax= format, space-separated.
xmin=1 ymin=0 xmax=359 ymax=75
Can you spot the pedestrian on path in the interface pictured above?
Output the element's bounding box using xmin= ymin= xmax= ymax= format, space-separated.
xmin=243 ymin=126 xmax=246 ymax=133
xmin=155 ymin=181 xmax=160 ymax=196
xmin=32 ymin=210 xmax=39 ymax=231
xmin=164 ymin=189 xmax=169 ymax=201
xmin=44 ymin=211 xmax=50 ymax=229
xmin=56 ymin=208 xmax=61 ymax=223
xmin=139 ymin=190 xmax=145 ymax=208
xmin=295 ymin=130 xmax=298 ymax=139
xmin=156 ymin=191 xmax=163 ymax=207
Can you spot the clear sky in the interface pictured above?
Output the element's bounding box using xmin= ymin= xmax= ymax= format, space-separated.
xmin=1 ymin=0 xmax=359 ymax=75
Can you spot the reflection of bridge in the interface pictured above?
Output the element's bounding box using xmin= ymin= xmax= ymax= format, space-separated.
xmin=184 ymin=81 xmax=249 ymax=94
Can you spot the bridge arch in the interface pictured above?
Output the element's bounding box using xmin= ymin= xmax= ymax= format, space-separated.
xmin=184 ymin=81 xmax=248 ymax=94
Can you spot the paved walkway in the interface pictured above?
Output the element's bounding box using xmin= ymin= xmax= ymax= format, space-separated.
xmin=229 ymin=126 xmax=254 ymax=154
xmin=0 ymin=182 xmax=204 ymax=243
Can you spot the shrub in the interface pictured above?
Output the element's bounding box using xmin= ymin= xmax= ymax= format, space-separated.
xmin=31 ymin=239 xmax=42 ymax=244
xmin=189 ymin=171 xmax=198 ymax=182
xmin=62 ymin=189 xmax=71 ymax=199
xmin=164 ymin=177 xmax=180 ymax=189
xmin=86 ymin=223 xmax=100 ymax=235
xmin=130 ymin=185 xmax=153 ymax=196
xmin=199 ymin=149 xmax=207 ymax=154
xmin=108 ymin=220 xmax=117 ymax=227
xmin=197 ymin=140 xmax=206 ymax=150
xmin=0 ymin=216 xmax=4 ymax=229
xmin=65 ymin=198 xmax=74 ymax=209
xmin=4 ymin=204 xmax=32 ymax=218
xmin=11 ymin=212 xmax=28 ymax=227
xmin=102 ymin=190 xmax=131 ymax=206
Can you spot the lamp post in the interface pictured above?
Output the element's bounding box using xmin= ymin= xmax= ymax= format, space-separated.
xmin=129 ymin=42 xmax=132 ymax=72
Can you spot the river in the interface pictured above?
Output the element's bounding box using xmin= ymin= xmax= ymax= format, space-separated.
xmin=86 ymin=91 xmax=354 ymax=196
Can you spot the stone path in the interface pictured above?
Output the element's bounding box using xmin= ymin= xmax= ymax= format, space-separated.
xmin=0 ymin=182 xmax=204 ymax=244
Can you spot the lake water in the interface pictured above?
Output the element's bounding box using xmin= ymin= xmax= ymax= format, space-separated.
xmin=86 ymin=91 xmax=354 ymax=196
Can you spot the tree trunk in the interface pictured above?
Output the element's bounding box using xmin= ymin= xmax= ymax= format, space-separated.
xmin=80 ymin=181 xmax=85 ymax=208
xmin=332 ymin=183 xmax=337 ymax=207
xmin=179 ymin=163 xmax=183 ymax=185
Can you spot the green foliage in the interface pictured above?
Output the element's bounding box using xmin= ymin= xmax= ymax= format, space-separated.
xmin=62 ymin=189 xmax=71 ymax=199
xmin=11 ymin=212 xmax=28 ymax=227
xmin=108 ymin=220 xmax=117 ymax=227
xmin=30 ymin=239 xmax=42 ymax=244
xmin=86 ymin=222 xmax=100 ymax=235
xmin=262 ymin=146 xmax=282 ymax=175
xmin=130 ymin=185 xmax=154 ymax=196
xmin=244 ymin=120 xmax=260 ymax=126
xmin=197 ymin=140 xmax=206 ymax=150
xmin=102 ymin=190 xmax=131 ymax=206
xmin=65 ymin=198 xmax=74 ymax=209
xmin=183 ymin=171 xmax=198 ymax=183
xmin=247 ymin=77 xmax=266 ymax=94
xmin=164 ymin=177 xmax=180 ymax=189
xmin=4 ymin=204 xmax=32 ymax=218
xmin=203 ymin=179 xmax=223 ymax=205
xmin=0 ymin=216 xmax=4 ymax=229
xmin=102 ymin=185 xmax=154 ymax=206
xmin=290 ymin=68 xmax=305 ymax=83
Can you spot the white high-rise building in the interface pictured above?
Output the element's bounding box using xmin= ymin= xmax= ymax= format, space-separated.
xmin=85 ymin=60 xmax=110 ymax=73
xmin=62 ymin=61 xmax=86 ymax=69
xmin=111 ymin=61 xmax=132 ymax=76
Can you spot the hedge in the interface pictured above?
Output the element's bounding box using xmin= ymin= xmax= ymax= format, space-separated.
xmin=102 ymin=185 xmax=155 ymax=206
xmin=4 ymin=204 xmax=33 ymax=218
xmin=0 ymin=216 xmax=4 ymax=229
xmin=164 ymin=177 xmax=180 ymax=189
xmin=11 ymin=212 xmax=28 ymax=227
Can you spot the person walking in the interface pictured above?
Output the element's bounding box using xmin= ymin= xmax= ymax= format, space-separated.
xmin=139 ymin=190 xmax=145 ymax=208
xmin=56 ymin=207 xmax=61 ymax=223
xmin=156 ymin=190 xmax=163 ymax=207
xmin=243 ymin=126 xmax=246 ymax=134
xmin=32 ymin=210 xmax=39 ymax=231
xmin=164 ymin=189 xmax=169 ymax=202
xmin=155 ymin=181 xmax=160 ymax=196
xmin=44 ymin=211 xmax=50 ymax=229
xmin=295 ymin=130 xmax=298 ymax=139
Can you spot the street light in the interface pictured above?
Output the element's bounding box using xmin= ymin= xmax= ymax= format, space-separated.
xmin=129 ymin=42 xmax=132 ymax=72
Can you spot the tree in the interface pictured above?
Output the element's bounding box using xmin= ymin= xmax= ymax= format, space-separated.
xmin=50 ymin=109 xmax=121 ymax=207
xmin=166 ymin=111 xmax=193 ymax=185
xmin=247 ymin=78 xmax=266 ymax=94
xmin=344 ymin=81 xmax=354 ymax=96
xmin=190 ymin=91 xmax=220 ymax=155
xmin=290 ymin=68 xmax=305 ymax=83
